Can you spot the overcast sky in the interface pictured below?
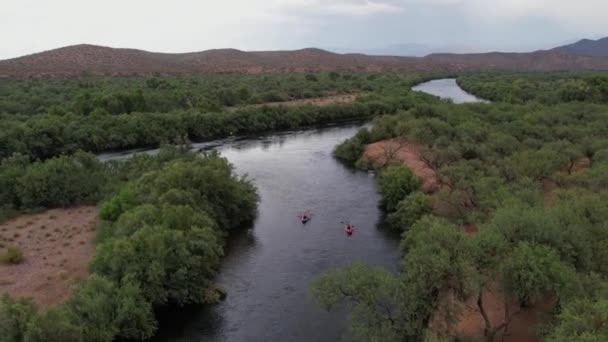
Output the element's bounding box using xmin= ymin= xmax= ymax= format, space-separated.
xmin=2 ymin=0 xmax=607 ymax=59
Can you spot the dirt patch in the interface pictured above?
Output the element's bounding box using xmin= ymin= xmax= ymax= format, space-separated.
xmin=564 ymin=157 xmax=591 ymax=175
xmin=431 ymin=282 xmax=549 ymax=342
xmin=463 ymin=224 xmax=479 ymax=236
xmin=231 ymin=93 xmax=362 ymax=111
xmin=362 ymin=139 xmax=439 ymax=193
xmin=541 ymin=179 xmax=558 ymax=206
xmin=0 ymin=206 xmax=97 ymax=307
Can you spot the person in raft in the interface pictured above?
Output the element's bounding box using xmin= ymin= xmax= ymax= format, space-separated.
xmin=345 ymin=224 xmax=353 ymax=234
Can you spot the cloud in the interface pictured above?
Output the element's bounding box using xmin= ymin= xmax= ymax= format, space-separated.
xmin=453 ymin=0 xmax=608 ymax=30
xmin=1 ymin=0 xmax=607 ymax=59
xmin=275 ymin=0 xmax=405 ymax=17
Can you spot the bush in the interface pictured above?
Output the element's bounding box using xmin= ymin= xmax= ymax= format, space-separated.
xmin=388 ymin=192 xmax=431 ymax=231
xmin=545 ymin=298 xmax=608 ymax=342
xmin=0 ymin=294 xmax=37 ymax=342
xmin=0 ymin=245 xmax=24 ymax=264
xmin=377 ymin=165 xmax=422 ymax=212
xmin=65 ymin=275 xmax=157 ymax=341
xmin=12 ymin=151 xmax=108 ymax=210
xmin=334 ymin=128 xmax=372 ymax=166
xmin=88 ymin=153 xmax=258 ymax=337
xmin=24 ymin=307 xmax=83 ymax=342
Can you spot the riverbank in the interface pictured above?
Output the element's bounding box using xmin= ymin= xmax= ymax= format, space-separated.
xmin=150 ymin=124 xmax=401 ymax=341
xmin=319 ymin=76 xmax=608 ymax=342
xmin=362 ymin=139 xmax=439 ymax=193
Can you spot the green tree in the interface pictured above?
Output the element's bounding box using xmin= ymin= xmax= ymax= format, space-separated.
xmin=545 ymin=298 xmax=608 ymax=342
xmin=377 ymin=165 xmax=422 ymax=212
xmin=501 ymin=242 xmax=578 ymax=307
xmin=90 ymin=224 xmax=222 ymax=306
xmin=237 ymin=85 xmax=252 ymax=102
xmin=24 ymin=307 xmax=82 ymax=342
xmin=0 ymin=295 xmax=37 ymax=342
xmin=66 ymin=275 xmax=157 ymax=341
xmin=310 ymin=263 xmax=406 ymax=342
xmin=388 ymin=192 xmax=431 ymax=231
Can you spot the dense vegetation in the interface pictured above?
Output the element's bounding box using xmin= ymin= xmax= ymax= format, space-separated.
xmin=3 ymin=71 xmax=607 ymax=341
xmin=0 ymin=73 xmax=440 ymax=160
xmin=457 ymin=72 xmax=608 ymax=104
xmin=0 ymin=152 xmax=109 ymax=220
xmin=314 ymin=73 xmax=608 ymax=341
xmin=0 ymin=73 xmax=372 ymax=116
xmin=0 ymin=148 xmax=259 ymax=341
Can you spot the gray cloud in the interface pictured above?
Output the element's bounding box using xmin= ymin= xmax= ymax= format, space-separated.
xmin=1 ymin=0 xmax=606 ymax=59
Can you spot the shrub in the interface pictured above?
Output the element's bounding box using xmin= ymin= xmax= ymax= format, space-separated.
xmin=0 ymin=245 xmax=24 ymax=264
xmin=0 ymin=294 xmax=37 ymax=342
xmin=377 ymin=165 xmax=422 ymax=212
xmin=388 ymin=192 xmax=431 ymax=231
xmin=334 ymin=128 xmax=372 ymax=166
xmin=24 ymin=307 xmax=83 ymax=342
xmin=65 ymin=275 xmax=157 ymax=341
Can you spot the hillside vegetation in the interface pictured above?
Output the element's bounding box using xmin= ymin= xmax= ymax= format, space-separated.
xmin=1 ymin=71 xmax=607 ymax=341
xmin=314 ymin=72 xmax=608 ymax=341
xmin=0 ymin=73 xmax=437 ymax=161
xmin=457 ymin=72 xmax=608 ymax=104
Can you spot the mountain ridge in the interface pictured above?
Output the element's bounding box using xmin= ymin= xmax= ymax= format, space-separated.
xmin=552 ymin=37 xmax=608 ymax=57
xmin=2 ymin=42 xmax=608 ymax=78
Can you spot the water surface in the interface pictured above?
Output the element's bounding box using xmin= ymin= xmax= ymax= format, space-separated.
xmin=146 ymin=125 xmax=402 ymax=341
xmin=412 ymin=78 xmax=486 ymax=103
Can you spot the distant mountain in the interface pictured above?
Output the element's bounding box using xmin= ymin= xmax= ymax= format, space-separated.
xmin=331 ymin=43 xmax=484 ymax=57
xmin=553 ymin=37 xmax=608 ymax=57
xmin=2 ymin=43 xmax=608 ymax=78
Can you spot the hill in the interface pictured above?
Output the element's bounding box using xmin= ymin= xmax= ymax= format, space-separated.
xmin=553 ymin=37 xmax=608 ymax=57
xmin=2 ymin=44 xmax=608 ymax=77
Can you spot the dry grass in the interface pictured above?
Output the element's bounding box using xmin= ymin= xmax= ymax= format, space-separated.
xmin=0 ymin=206 xmax=98 ymax=307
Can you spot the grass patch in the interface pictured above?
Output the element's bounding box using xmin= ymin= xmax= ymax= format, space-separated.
xmin=0 ymin=245 xmax=24 ymax=264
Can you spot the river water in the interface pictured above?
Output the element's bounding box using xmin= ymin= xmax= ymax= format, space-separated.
xmin=99 ymin=79 xmax=479 ymax=341
xmin=138 ymin=124 xmax=402 ymax=342
xmin=412 ymin=78 xmax=486 ymax=104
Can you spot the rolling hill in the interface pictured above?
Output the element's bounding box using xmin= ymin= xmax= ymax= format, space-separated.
xmin=553 ymin=37 xmax=608 ymax=57
xmin=2 ymin=43 xmax=608 ymax=78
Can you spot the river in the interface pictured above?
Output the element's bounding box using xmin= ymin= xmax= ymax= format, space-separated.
xmin=412 ymin=78 xmax=487 ymax=104
xmin=99 ymin=79 xmax=479 ymax=341
xmin=133 ymin=124 xmax=402 ymax=342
